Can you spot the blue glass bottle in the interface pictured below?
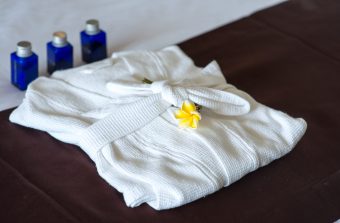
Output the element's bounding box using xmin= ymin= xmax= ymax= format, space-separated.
xmin=81 ymin=19 xmax=107 ymax=63
xmin=47 ymin=31 xmax=73 ymax=74
xmin=10 ymin=41 xmax=38 ymax=90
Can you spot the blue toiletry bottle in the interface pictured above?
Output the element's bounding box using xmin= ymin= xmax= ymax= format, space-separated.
xmin=80 ymin=19 xmax=107 ymax=63
xmin=10 ymin=41 xmax=38 ymax=90
xmin=47 ymin=31 xmax=73 ymax=74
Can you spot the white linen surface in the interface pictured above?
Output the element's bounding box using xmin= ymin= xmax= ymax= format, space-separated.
xmin=10 ymin=46 xmax=307 ymax=210
xmin=0 ymin=0 xmax=286 ymax=111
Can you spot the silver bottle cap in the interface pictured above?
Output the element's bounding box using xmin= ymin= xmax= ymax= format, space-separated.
xmin=16 ymin=41 xmax=32 ymax=58
xmin=85 ymin=19 xmax=100 ymax=35
xmin=52 ymin=31 xmax=68 ymax=47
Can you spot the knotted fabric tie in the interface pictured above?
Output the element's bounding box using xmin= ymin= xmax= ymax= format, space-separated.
xmin=107 ymin=80 xmax=250 ymax=116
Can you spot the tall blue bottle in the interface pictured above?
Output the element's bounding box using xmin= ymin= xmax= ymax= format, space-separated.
xmin=47 ymin=31 xmax=73 ymax=74
xmin=10 ymin=41 xmax=38 ymax=90
xmin=80 ymin=19 xmax=107 ymax=63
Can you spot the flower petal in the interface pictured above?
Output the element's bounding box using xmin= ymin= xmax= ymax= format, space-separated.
xmin=190 ymin=111 xmax=201 ymax=120
xmin=182 ymin=100 xmax=196 ymax=113
xmin=190 ymin=117 xmax=199 ymax=129
xmin=175 ymin=110 xmax=191 ymax=119
xmin=179 ymin=117 xmax=193 ymax=128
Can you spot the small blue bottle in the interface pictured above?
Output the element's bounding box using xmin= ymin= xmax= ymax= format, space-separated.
xmin=11 ymin=41 xmax=38 ymax=90
xmin=47 ymin=31 xmax=73 ymax=74
xmin=80 ymin=19 xmax=107 ymax=63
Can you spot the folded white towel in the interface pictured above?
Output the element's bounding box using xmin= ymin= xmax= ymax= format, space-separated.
xmin=10 ymin=46 xmax=307 ymax=210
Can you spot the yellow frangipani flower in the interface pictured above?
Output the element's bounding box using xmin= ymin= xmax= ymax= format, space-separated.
xmin=175 ymin=101 xmax=201 ymax=129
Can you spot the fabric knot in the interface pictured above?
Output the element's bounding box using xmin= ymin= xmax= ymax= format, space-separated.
xmin=150 ymin=80 xmax=189 ymax=107
xmin=106 ymin=78 xmax=250 ymax=116
xmin=150 ymin=80 xmax=168 ymax=94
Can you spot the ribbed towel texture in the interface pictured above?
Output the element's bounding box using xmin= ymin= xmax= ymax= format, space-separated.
xmin=10 ymin=46 xmax=307 ymax=210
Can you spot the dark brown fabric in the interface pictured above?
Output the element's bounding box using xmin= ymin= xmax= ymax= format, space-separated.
xmin=1 ymin=0 xmax=340 ymax=222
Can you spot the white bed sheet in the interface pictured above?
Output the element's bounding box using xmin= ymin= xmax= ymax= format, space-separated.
xmin=0 ymin=0 xmax=285 ymax=111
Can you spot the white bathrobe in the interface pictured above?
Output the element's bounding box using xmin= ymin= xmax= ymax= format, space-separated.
xmin=10 ymin=46 xmax=307 ymax=210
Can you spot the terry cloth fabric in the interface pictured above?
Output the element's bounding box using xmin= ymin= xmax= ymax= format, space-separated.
xmin=9 ymin=46 xmax=307 ymax=210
